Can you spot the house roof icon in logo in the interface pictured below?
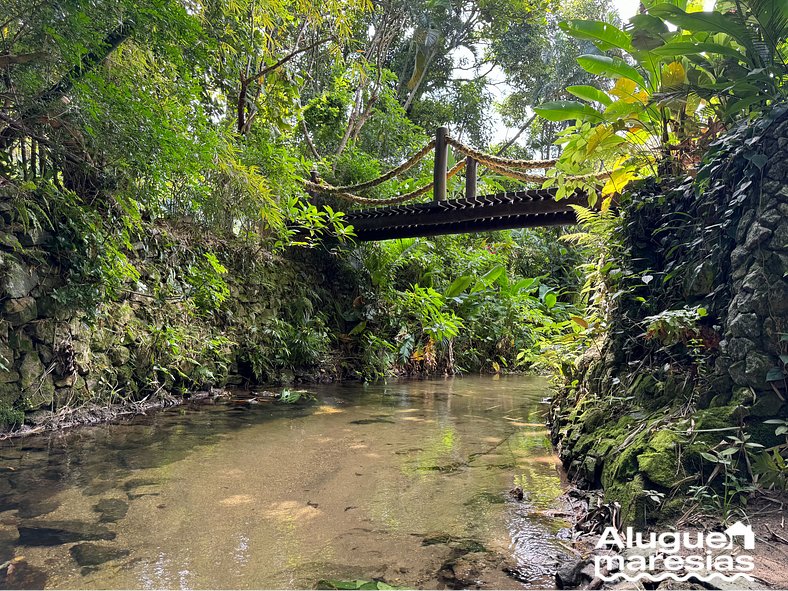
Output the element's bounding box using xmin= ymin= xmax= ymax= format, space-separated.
xmin=725 ymin=521 xmax=755 ymax=550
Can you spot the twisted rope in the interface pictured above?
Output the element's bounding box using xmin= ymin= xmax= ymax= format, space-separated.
xmin=446 ymin=135 xmax=613 ymax=183
xmin=445 ymin=136 xmax=557 ymax=170
xmin=302 ymin=132 xmax=614 ymax=206
xmin=308 ymin=140 xmax=436 ymax=194
xmin=480 ymin=158 xmax=613 ymax=183
xmin=304 ymin=158 xmax=467 ymax=205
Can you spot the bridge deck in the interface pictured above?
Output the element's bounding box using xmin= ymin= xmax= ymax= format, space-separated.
xmin=343 ymin=189 xmax=583 ymax=241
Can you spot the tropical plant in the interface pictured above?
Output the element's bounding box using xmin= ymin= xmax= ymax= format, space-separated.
xmin=535 ymin=0 xmax=788 ymax=193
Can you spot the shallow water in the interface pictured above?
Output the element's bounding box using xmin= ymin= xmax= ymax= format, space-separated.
xmin=0 ymin=376 xmax=570 ymax=589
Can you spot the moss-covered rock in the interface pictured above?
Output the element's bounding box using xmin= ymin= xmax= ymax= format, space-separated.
xmin=604 ymin=474 xmax=646 ymax=525
xmin=20 ymin=352 xmax=54 ymax=409
xmin=636 ymin=430 xmax=681 ymax=488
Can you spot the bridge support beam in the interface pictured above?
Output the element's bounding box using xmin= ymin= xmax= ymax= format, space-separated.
xmin=433 ymin=126 xmax=448 ymax=202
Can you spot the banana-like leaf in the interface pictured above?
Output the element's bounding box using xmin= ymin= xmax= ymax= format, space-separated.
xmin=479 ymin=265 xmax=506 ymax=286
xmin=650 ymin=41 xmax=750 ymax=62
xmin=511 ymin=277 xmax=537 ymax=293
xmin=629 ymin=14 xmax=671 ymax=50
xmin=559 ymin=19 xmax=632 ymax=51
xmin=647 ymin=5 xmax=753 ymax=51
xmin=566 ymin=85 xmax=613 ymax=106
xmin=534 ymin=100 xmax=605 ymax=122
xmin=661 ymin=61 xmax=687 ymax=87
xmin=604 ymin=99 xmax=645 ymax=119
xmin=445 ymin=275 xmax=472 ymax=298
xmin=577 ymin=54 xmax=647 ymax=87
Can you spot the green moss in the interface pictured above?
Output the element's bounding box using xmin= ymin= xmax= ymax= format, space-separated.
xmin=602 ymin=427 xmax=650 ymax=486
xmin=0 ymin=405 xmax=24 ymax=430
xmin=637 ymin=430 xmax=681 ymax=488
xmin=694 ymin=405 xmax=748 ymax=432
xmin=580 ymin=408 xmax=605 ymax=433
xmin=604 ymin=474 xmax=646 ymax=525
xmin=745 ymin=419 xmax=785 ymax=448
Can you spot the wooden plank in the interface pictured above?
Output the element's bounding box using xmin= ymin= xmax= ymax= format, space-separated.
xmin=351 ymin=211 xmax=578 ymax=241
xmin=345 ymin=190 xmax=586 ymax=232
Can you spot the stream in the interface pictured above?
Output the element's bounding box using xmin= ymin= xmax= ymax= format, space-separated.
xmin=0 ymin=376 xmax=571 ymax=589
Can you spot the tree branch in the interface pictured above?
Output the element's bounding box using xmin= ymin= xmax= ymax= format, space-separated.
xmin=497 ymin=114 xmax=537 ymax=156
xmin=0 ymin=21 xmax=134 ymax=149
xmin=250 ymin=36 xmax=331 ymax=81
xmin=0 ymin=52 xmax=46 ymax=68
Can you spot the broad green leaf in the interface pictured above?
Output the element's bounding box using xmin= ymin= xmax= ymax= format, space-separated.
xmin=647 ymin=5 xmax=753 ymax=51
xmin=544 ymin=292 xmax=557 ymax=308
xmin=511 ymin=277 xmax=537 ymax=293
xmin=604 ymin=99 xmax=644 ymax=120
xmin=723 ymin=94 xmax=770 ymax=118
xmin=650 ymin=41 xmax=749 ymax=63
xmin=445 ymin=275 xmax=473 ymax=298
xmin=535 ymin=100 xmax=605 ymax=122
xmin=348 ymin=321 xmax=367 ymax=336
xmin=629 ymin=14 xmax=671 ymax=50
xmin=566 ymin=85 xmax=613 ymax=106
xmin=576 ymin=54 xmax=647 ymax=88
xmin=560 ymin=19 xmax=633 ymax=51
xmin=661 ymin=61 xmax=686 ymax=87
xmin=479 ymin=265 xmax=506 ymax=287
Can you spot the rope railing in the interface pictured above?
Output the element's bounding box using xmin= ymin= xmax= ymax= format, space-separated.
xmin=447 ymin=135 xmax=613 ymax=183
xmin=444 ymin=136 xmax=557 ymax=170
xmin=303 ymin=127 xmax=611 ymax=207
xmin=304 ymin=158 xmax=466 ymax=205
xmin=306 ymin=139 xmax=436 ymax=194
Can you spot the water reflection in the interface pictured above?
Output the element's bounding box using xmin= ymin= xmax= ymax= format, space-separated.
xmin=0 ymin=376 xmax=568 ymax=589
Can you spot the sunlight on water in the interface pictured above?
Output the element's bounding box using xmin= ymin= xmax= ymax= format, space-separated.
xmin=0 ymin=376 xmax=570 ymax=589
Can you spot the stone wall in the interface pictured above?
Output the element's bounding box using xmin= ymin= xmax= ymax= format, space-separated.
xmin=550 ymin=106 xmax=788 ymax=524
xmin=716 ymin=121 xmax=788 ymax=399
xmin=0 ymin=219 xmax=352 ymax=431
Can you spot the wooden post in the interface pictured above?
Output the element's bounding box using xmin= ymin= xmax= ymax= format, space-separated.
xmin=465 ymin=157 xmax=477 ymax=201
xmin=433 ymin=126 xmax=448 ymax=202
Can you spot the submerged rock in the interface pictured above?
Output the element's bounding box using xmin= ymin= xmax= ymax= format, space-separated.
xmin=83 ymin=481 xmax=114 ymax=496
xmin=17 ymin=498 xmax=60 ymax=519
xmin=93 ymin=498 xmax=128 ymax=523
xmin=350 ymin=418 xmax=395 ymax=425
xmin=69 ymin=543 xmax=130 ymax=566
xmin=122 ymin=478 xmax=159 ymax=491
xmin=437 ymin=552 xmax=502 ymax=589
xmin=17 ymin=521 xmax=116 ymax=546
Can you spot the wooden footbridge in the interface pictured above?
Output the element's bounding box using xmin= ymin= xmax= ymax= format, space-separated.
xmin=305 ymin=127 xmax=606 ymax=241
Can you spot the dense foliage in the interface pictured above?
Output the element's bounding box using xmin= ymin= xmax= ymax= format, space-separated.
xmin=1 ymin=0 xmax=785 ymax=513
xmin=0 ymin=0 xmax=617 ymax=383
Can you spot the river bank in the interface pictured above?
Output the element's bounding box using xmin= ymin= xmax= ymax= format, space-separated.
xmin=550 ymin=486 xmax=788 ymax=590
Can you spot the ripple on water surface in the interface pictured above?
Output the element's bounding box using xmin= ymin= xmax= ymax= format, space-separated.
xmin=0 ymin=376 xmax=570 ymax=589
